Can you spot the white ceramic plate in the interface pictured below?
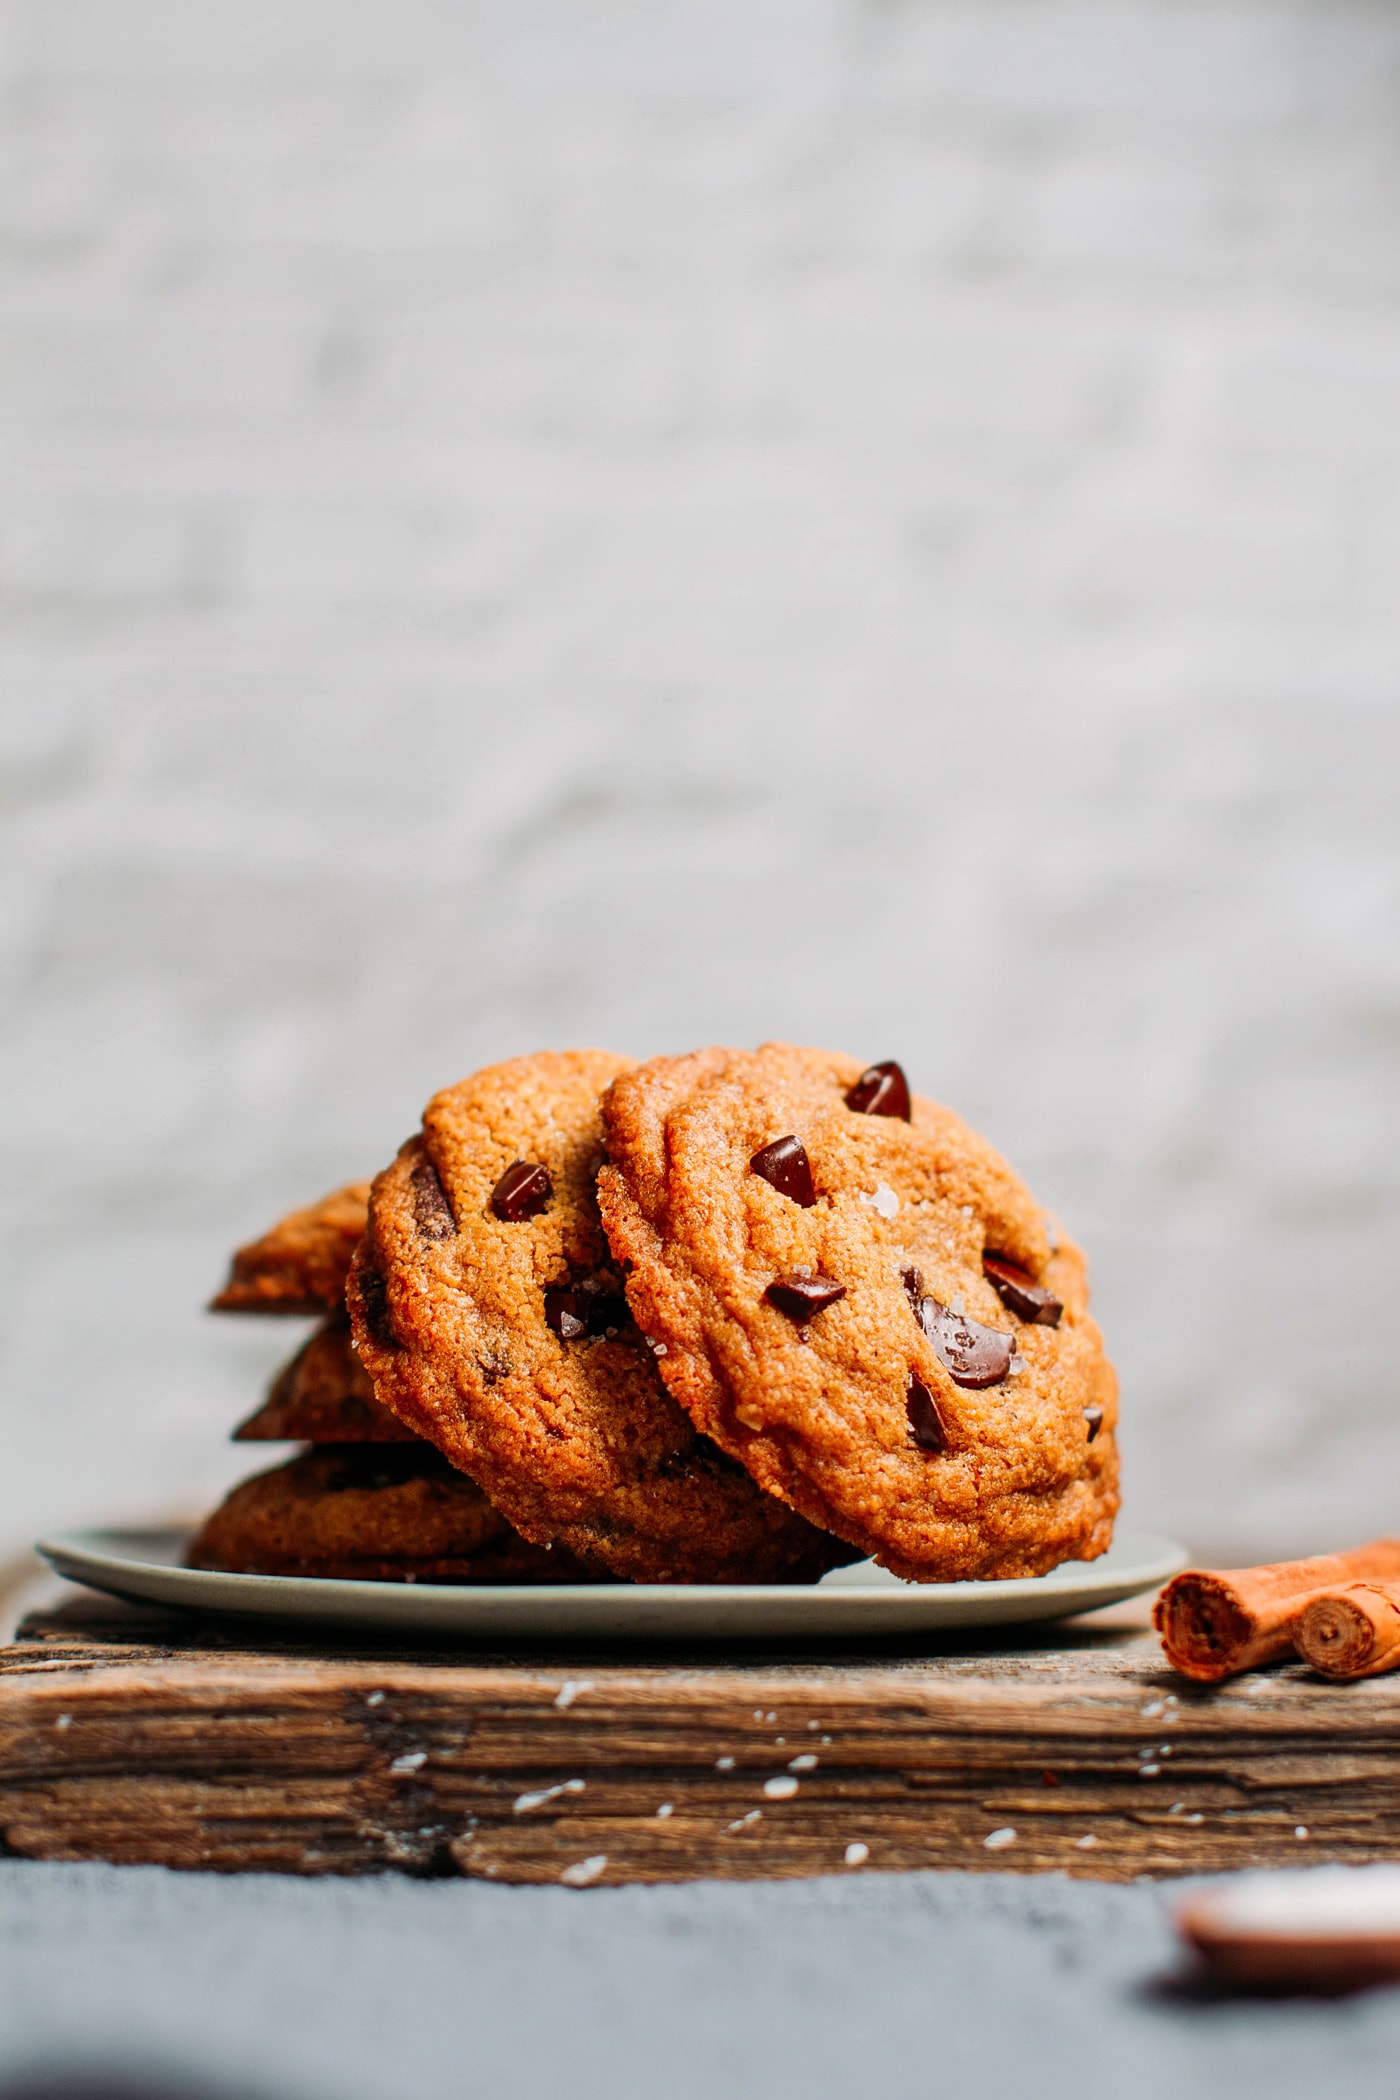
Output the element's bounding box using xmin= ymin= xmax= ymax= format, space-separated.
xmin=35 ymin=1526 xmax=1186 ymax=1642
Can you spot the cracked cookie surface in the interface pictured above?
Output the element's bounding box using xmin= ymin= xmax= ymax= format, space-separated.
xmin=211 ymin=1182 xmax=370 ymax=1314
xmin=598 ymin=1042 xmax=1118 ymax=1583
xmin=234 ymin=1314 xmax=417 ymax=1443
xmin=346 ymin=1050 xmax=853 ymax=1584
xmin=186 ymin=1445 xmax=591 ymax=1583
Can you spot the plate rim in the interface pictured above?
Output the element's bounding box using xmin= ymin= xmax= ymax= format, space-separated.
xmin=34 ymin=1524 xmax=1189 ymax=1638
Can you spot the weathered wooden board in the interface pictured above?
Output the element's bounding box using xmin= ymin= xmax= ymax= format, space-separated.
xmin=3 ymin=1590 xmax=1398 ymax=1886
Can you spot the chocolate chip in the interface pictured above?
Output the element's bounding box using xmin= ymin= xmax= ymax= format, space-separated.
xmin=765 ymin=1273 xmax=847 ymax=1322
xmin=750 ymin=1134 xmax=817 ymax=1207
xmin=358 ymin=1266 xmax=399 ymax=1353
xmin=545 ymin=1282 xmax=630 ymax=1341
xmin=586 ymin=1291 xmax=630 ymax=1337
xmin=983 ymin=1253 xmax=1062 ymax=1327
xmin=410 ymin=1156 xmax=456 ymax=1241
xmin=490 ymin=1160 xmax=552 ymax=1222
xmin=1083 ymin=1406 xmax=1104 ymax=1443
xmin=901 ymin=1265 xmax=923 ymax=1311
xmin=845 ymin=1060 xmax=911 ymax=1120
xmin=906 ymin=1374 xmax=951 ymax=1452
xmin=919 ymin=1297 xmax=1013 ymax=1388
xmin=544 ymin=1288 xmax=589 ymax=1341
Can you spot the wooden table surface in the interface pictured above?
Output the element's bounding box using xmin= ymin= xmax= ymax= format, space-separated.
xmin=2 ymin=1588 xmax=1396 ymax=1886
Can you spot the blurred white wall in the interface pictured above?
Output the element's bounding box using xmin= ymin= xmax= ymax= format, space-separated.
xmin=3 ymin=0 xmax=1400 ymax=1566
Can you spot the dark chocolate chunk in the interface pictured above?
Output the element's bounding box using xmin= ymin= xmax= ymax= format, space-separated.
xmin=845 ymin=1060 xmax=911 ymax=1120
xmin=901 ymin=1265 xmax=923 ymax=1311
xmin=545 ymin=1281 xmax=629 ymax=1341
xmin=750 ymin=1134 xmax=817 ymax=1208
xmin=765 ymin=1272 xmax=847 ymax=1322
xmin=410 ymin=1156 xmax=457 ymax=1241
xmin=544 ymin=1288 xmax=589 ymax=1341
xmin=586 ymin=1291 xmax=630 ymax=1337
xmin=358 ymin=1266 xmax=399 ymax=1353
xmin=1083 ymin=1406 xmax=1104 ymax=1443
xmin=906 ymin=1374 xmax=951 ymax=1453
xmin=984 ymin=1253 xmax=1062 ymax=1327
xmin=490 ymin=1160 xmax=552 ymax=1223
xmin=919 ymin=1297 xmax=1013 ymax=1388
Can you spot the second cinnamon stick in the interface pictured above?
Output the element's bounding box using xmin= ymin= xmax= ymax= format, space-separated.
xmin=1294 ymin=1582 xmax=1400 ymax=1681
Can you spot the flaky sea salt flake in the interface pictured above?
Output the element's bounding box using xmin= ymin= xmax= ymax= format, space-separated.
xmin=513 ymin=1778 xmax=586 ymax=1814
xmin=560 ymin=1855 xmax=607 ymax=1887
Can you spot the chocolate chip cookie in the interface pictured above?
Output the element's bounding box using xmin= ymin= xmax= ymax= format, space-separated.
xmin=598 ymin=1043 xmax=1118 ymax=1582
xmin=210 ymin=1182 xmax=370 ymax=1314
xmin=234 ymin=1314 xmax=417 ymax=1443
xmin=346 ymin=1050 xmax=854 ymax=1584
xmin=186 ymin=1445 xmax=593 ymax=1583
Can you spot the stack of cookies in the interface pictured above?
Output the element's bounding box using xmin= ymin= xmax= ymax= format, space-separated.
xmin=190 ymin=1044 xmax=1119 ymax=1586
xmin=193 ymin=1185 xmax=595 ymax=1581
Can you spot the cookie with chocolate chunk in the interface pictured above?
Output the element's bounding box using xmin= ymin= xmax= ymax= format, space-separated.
xmin=186 ymin=1445 xmax=592 ymax=1583
xmin=346 ymin=1050 xmax=853 ymax=1584
xmin=234 ymin=1315 xmax=416 ymax=1443
xmin=211 ymin=1182 xmax=370 ymax=1314
xmin=598 ymin=1043 xmax=1118 ymax=1583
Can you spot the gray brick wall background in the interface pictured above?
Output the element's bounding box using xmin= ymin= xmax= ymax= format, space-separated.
xmin=3 ymin=0 xmax=1399 ymax=1570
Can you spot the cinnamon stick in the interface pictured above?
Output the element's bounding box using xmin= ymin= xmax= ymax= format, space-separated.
xmin=1294 ymin=1582 xmax=1400 ymax=1681
xmin=1153 ymin=1541 xmax=1400 ymax=1682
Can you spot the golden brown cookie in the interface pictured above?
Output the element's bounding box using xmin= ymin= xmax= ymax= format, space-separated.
xmin=210 ymin=1182 xmax=370 ymax=1314
xmin=186 ymin=1446 xmax=597 ymax=1583
xmin=597 ymin=1043 xmax=1118 ymax=1583
xmin=346 ymin=1049 xmax=854 ymax=1584
xmin=234 ymin=1315 xmax=417 ymax=1442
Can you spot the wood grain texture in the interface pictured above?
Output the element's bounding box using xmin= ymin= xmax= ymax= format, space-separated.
xmin=4 ymin=1594 xmax=1399 ymax=1885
